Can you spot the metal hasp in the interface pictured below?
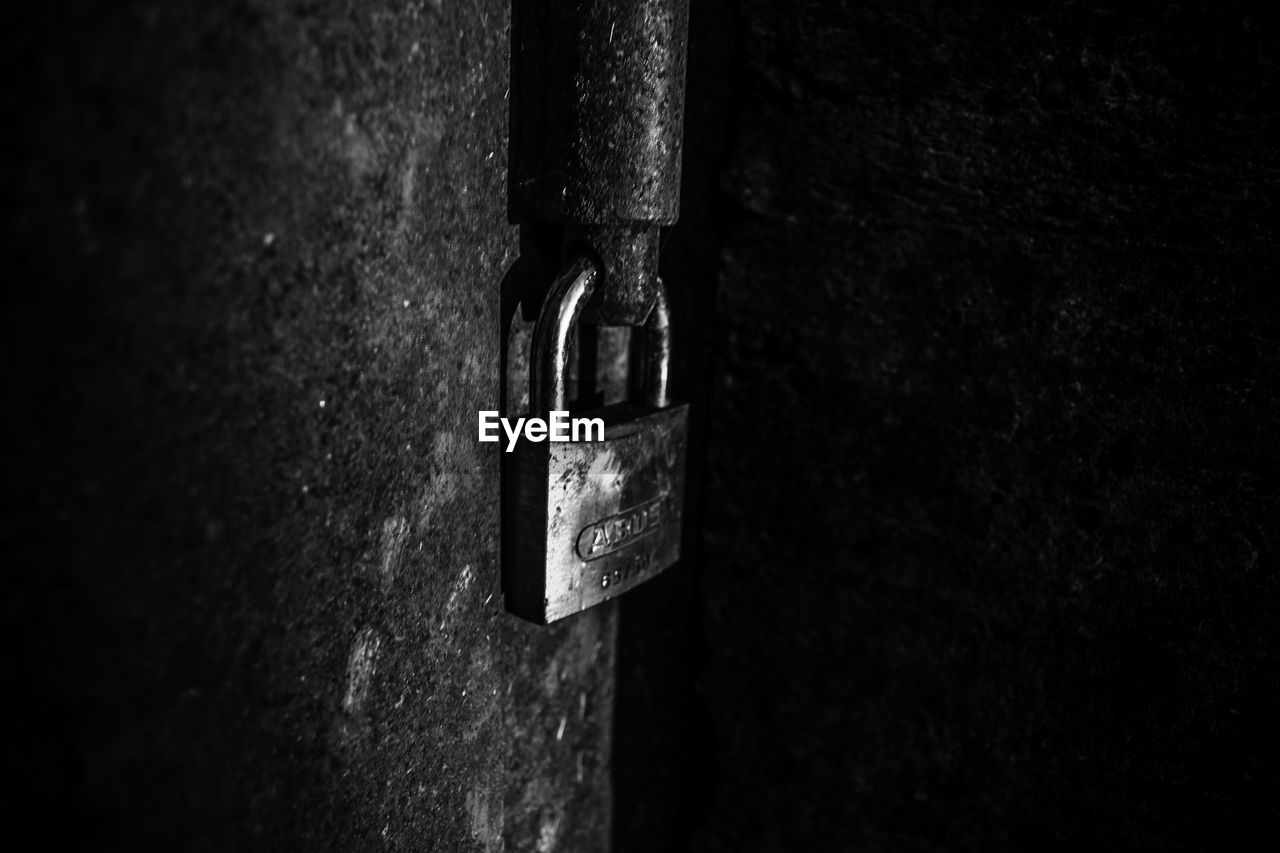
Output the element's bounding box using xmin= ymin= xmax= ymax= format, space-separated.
xmin=510 ymin=0 xmax=689 ymax=324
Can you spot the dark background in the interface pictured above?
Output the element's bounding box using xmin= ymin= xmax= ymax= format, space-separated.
xmin=625 ymin=1 xmax=1279 ymax=850
xmin=7 ymin=1 xmax=1279 ymax=851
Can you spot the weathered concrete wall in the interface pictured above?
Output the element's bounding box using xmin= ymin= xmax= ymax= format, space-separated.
xmin=696 ymin=1 xmax=1279 ymax=850
xmin=8 ymin=1 xmax=612 ymax=850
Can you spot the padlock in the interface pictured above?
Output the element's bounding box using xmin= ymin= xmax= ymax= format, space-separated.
xmin=503 ymin=256 xmax=689 ymax=624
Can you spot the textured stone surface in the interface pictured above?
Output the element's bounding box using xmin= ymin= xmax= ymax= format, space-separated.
xmin=696 ymin=1 xmax=1279 ymax=850
xmin=7 ymin=1 xmax=612 ymax=850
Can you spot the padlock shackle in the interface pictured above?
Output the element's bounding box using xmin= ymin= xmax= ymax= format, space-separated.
xmin=531 ymin=258 xmax=672 ymax=413
xmin=531 ymin=256 xmax=599 ymax=414
xmin=632 ymin=282 xmax=671 ymax=410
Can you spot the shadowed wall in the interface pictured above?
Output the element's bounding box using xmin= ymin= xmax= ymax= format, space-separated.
xmin=6 ymin=2 xmax=614 ymax=850
xmin=694 ymin=2 xmax=1279 ymax=850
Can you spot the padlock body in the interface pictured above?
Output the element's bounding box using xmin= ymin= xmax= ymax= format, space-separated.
xmin=503 ymin=400 xmax=688 ymax=624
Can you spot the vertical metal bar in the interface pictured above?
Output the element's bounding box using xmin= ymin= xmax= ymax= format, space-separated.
xmin=510 ymin=0 xmax=690 ymax=325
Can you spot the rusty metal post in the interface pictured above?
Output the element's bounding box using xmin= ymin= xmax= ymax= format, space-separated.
xmin=510 ymin=0 xmax=690 ymax=325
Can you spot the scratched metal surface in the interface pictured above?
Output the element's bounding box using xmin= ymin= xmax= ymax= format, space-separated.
xmin=509 ymin=0 xmax=688 ymax=227
xmin=506 ymin=403 xmax=688 ymax=624
xmin=6 ymin=1 xmax=614 ymax=850
xmin=508 ymin=0 xmax=691 ymax=330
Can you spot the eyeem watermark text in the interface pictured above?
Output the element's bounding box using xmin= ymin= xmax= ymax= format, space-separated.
xmin=478 ymin=411 xmax=604 ymax=452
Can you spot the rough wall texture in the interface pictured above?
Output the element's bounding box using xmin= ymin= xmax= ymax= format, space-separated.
xmin=697 ymin=1 xmax=1279 ymax=850
xmin=7 ymin=1 xmax=612 ymax=850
